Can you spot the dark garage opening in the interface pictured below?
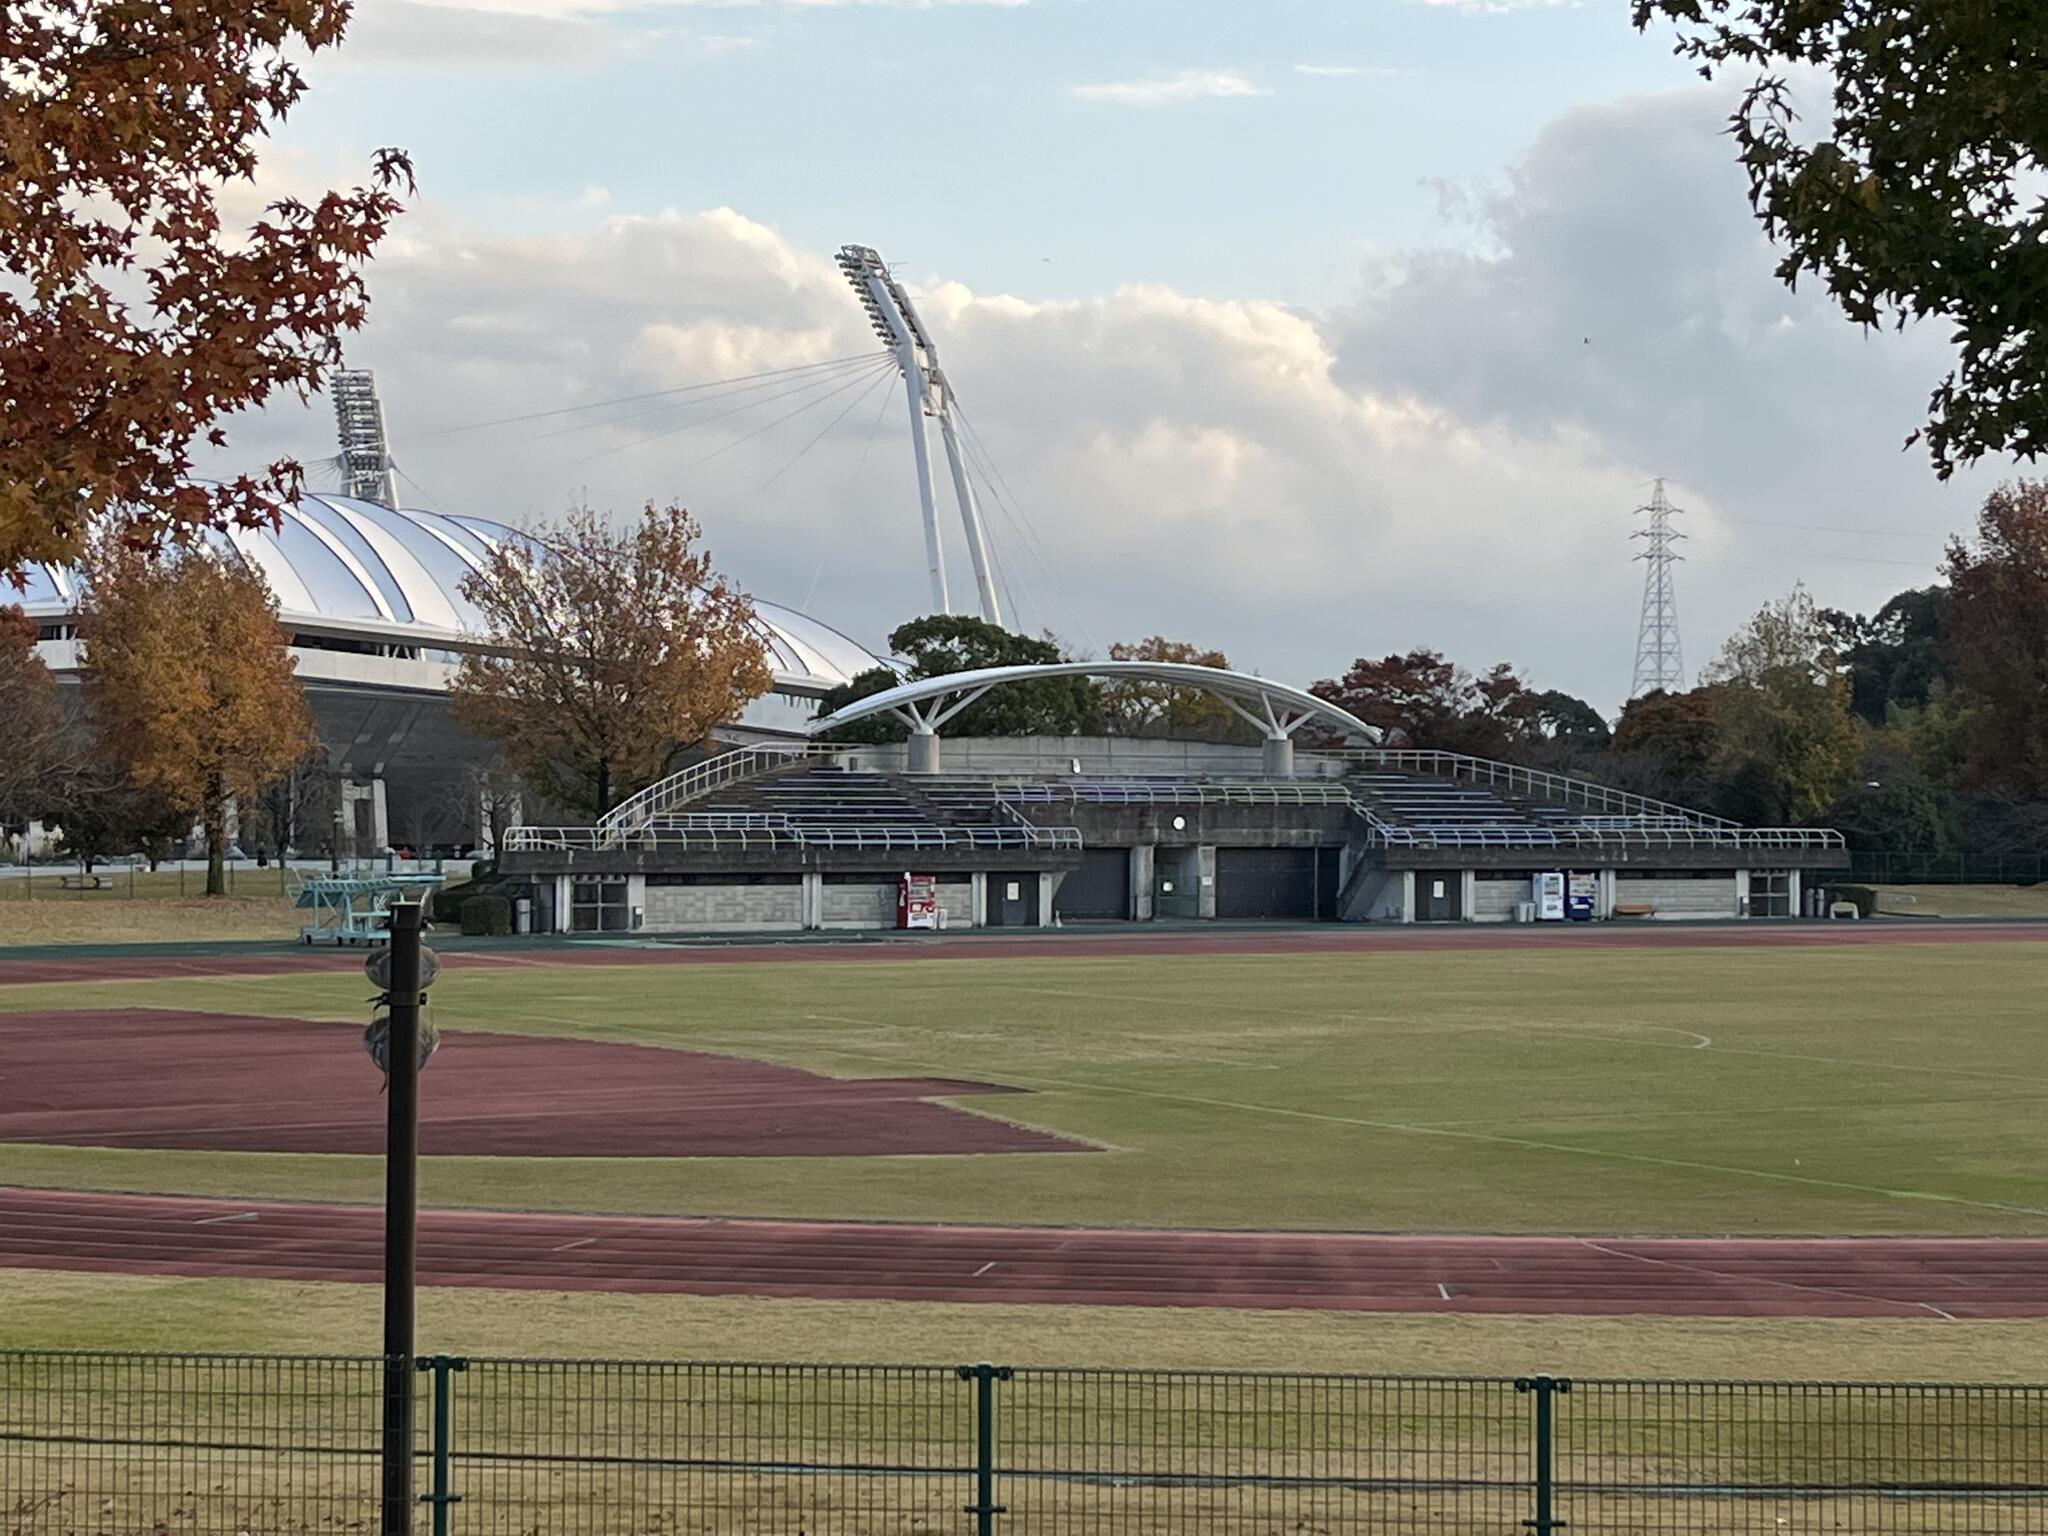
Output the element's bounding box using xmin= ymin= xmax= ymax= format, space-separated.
xmin=1054 ymin=848 xmax=1131 ymax=921
xmin=1215 ymin=847 xmax=1342 ymax=920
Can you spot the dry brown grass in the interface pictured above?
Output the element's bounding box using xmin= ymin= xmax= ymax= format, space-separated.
xmin=0 ymin=893 xmax=299 ymax=944
xmin=1874 ymin=883 xmax=2048 ymax=918
xmin=4 ymin=1269 xmax=2047 ymax=1381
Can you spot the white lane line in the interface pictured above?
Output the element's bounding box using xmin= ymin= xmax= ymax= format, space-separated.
xmin=973 ymin=1261 xmax=997 ymax=1278
xmin=195 ymin=1212 xmax=260 ymax=1226
xmin=552 ymin=1237 xmax=597 ymax=1253
xmin=1437 ymin=1282 xmax=1454 ymax=1301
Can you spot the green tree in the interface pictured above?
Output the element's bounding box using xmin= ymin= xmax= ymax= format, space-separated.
xmin=1941 ymin=481 xmax=2048 ymax=795
xmin=450 ymin=503 xmax=771 ymax=819
xmin=1634 ymin=0 xmax=2048 ymax=475
xmin=817 ymin=614 xmax=1101 ymax=743
xmin=1100 ymin=636 xmax=1260 ymax=744
xmin=1701 ymin=586 xmax=1861 ymax=821
xmin=0 ymin=605 xmax=68 ymax=829
xmin=1820 ymin=587 xmax=1949 ymax=726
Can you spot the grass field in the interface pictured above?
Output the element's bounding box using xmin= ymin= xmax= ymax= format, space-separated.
xmin=0 ymin=940 xmax=2041 ymax=1236
xmin=1873 ymin=883 xmax=2048 ymax=918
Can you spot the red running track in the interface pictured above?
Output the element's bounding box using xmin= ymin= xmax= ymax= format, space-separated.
xmin=3 ymin=1187 xmax=2044 ymax=1318
xmin=2 ymin=919 xmax=2047 ymax=986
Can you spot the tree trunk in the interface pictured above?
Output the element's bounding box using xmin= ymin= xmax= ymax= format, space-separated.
xmin=597 ymin=760 xmax=612 ymax=818
xmin=203 ymin=773 xmax=227 ymax=897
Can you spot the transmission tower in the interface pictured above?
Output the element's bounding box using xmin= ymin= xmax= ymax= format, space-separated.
xmin=835 ymin=244 xmax=1002 ymax=626
xmin=331 ymin=368 xmax=399 ymax=507
xmin=1630 ymin=478 xmax=1687 ymax=697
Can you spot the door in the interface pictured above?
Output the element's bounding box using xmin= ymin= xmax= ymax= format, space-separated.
xmin=1054 ymin=849 xmax=1130 ymax=921
xmin=1216 ymin=848 xmax=1325 ymax=920
xmin=988 ymin=872 xmax=1041 ymax=927
xmin=1418 ymin=871 xmax=1463 ymax=922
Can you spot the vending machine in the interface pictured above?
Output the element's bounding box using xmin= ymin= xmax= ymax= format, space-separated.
xmin=1565 ymin=870 xmax=1599 ymax=922
xmin=896 ymin=873 xmax=939 ymax=930
xmin=1532 ymin=872 xmax=1566 ymax=921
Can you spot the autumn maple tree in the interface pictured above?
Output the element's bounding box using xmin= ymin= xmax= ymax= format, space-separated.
xmin=449 ymin=503 xmax=773 ymax=819
xmin=78 ymin=543 xmax=314 ymax=895
xmin=0 ymin=605 xmax=68 ymax=827
xmin=0 ymin=0 xmax=411 ymax=581
xmin=1101 ymin=636 xmax=1257 ymax=743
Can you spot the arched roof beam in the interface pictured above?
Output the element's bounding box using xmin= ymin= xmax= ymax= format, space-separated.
xmin=809 ymin=661 xmax=1379 ymax=745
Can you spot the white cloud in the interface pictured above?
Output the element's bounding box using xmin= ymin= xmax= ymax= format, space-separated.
xmin=207 ymin=89 xmax=1998 ymax=712
xmin=1069 ymin=70 xmax=1268 ymax=106
xmin=1293 ymin=63 xmax=1361 ymax=77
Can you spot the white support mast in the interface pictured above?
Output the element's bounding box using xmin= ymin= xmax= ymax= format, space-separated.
xmin=332 ymin=368 xmax=399 ymax=508
xmin=836 ymin=245 xmax=1003 ymax=626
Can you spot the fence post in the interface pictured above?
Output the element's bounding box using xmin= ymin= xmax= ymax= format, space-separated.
xmin=1516 ymin=1374 xmax=1570 ymax=1534
xmin=957 ymin=1362 xmax=1013 ymax=1535
xmin=416 ymin=1355 xmax=468 ymax=1536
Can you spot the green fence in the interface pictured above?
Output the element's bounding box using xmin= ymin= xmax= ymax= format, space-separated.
xmin=1847 ymin=852 xmax=2048 ymax=886
xmin=4 ymin=1352 xmax=2046 ymax=1533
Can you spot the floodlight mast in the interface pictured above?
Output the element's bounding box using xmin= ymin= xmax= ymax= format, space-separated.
xmin=836 ymin=245 xmax=1003 ymax=627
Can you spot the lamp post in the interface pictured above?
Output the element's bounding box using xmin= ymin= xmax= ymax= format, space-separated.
xmin=378 ymin=899 xmax=426 ymax=1536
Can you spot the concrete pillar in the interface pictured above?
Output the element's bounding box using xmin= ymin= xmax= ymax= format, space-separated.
xmin=1131 ymin=845 xmax=1155 ymax=921
xmin=1598 ymin=868 xmax=1617 ymax=920
xmin=1399 ymin=870 xmax=1416 ymax=924
xmin=1787 ymin=868 xmax=1803 ymax=918
xmin=1197 ymin=845 xmax=1217 ymax=919
xmin=801 ymin=871 xmax=823 ymax=931
xmin=907 ymin=732 xmax=941 ymax=774
xmin=1460 ymin=869 xmax=1477 ymax=922
xmin=1039 ymin=873 xmax=1058 ymax=928
xmin=1734 ymin=868 xmax=1751 ymax=918
xmin=1262 ymin=734 xmax=1295 ymax=778
xmin=970 ymin=871 xmax=988 ymax=928
xmin=554 ymin=874 xmax=574 ymax=934
xmin=370 ymin=778 xmax=390 ymax=850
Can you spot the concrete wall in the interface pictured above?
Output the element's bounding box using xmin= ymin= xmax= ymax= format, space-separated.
xmin=1342 ymin=868 xmax=1411 ymax=922
xmin=643 ymin=882 xmax=802 ymax=933
xmin=818 ymin=879 xmax=973 ymax=930
xmin=854 ymin=736 xmax=1350 ymax=780
xmin=1472 ymin=877 xmax=1527 ymax=922
xmin=1617 ymin=875 xmax=1740 ymax=918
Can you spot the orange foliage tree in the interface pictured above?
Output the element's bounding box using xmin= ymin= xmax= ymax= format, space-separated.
xmin=78 ymin=544 xmax=314 ymax=894
xmin=1101 ymin=636 xmax=1260 ymax=743
xmin=0 ymin=0 xmax=411 ymax=581
xmin=0 ymin=605 xmax=67 ymax=826
xmin=450 ymin=504 xmax=773 ymax=819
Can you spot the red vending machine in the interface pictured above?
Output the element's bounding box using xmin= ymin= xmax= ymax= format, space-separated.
xmin=897 ymin=873 xmax=940 ymax=930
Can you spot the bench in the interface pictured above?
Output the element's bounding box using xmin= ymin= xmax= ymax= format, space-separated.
xmin=1612 ymin=902 xmax=1656 ymax=919
xmin=58 ymin=873 xmax=110 ymax=891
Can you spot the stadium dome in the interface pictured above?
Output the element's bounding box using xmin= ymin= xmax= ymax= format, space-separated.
xmin=14 ymin=493 xmax=887 ymax=690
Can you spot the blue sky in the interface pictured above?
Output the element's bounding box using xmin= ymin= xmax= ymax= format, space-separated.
xmin=225 ymin=0 xmax=2004 ymax=711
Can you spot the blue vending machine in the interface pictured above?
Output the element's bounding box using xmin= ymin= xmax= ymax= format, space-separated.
xmin=1565 ymin=871 xmax=1598 ymax=922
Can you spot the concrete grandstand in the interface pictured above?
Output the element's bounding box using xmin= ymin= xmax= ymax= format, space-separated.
xmin=500 ymin=662 xmax=1848 ymax=930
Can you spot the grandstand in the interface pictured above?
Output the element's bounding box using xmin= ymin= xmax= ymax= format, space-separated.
xmin=501 ymin=663 xmax=1846 ymax=931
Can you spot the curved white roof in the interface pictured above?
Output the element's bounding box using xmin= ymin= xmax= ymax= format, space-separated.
xmin=15 ymin=494 xmax=887 ymax=691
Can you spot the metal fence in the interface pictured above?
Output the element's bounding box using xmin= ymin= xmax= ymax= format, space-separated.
xmin=5 ymin=1352 xmax=2046 ymax=1533
xmin=1848 ymin=851 xmax=2048 ymax=886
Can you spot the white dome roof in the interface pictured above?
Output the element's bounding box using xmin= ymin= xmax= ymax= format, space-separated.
xmin=15 ymin=494 xmax=887 ymax=691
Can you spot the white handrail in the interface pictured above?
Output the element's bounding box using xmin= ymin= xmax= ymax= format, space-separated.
xmin=600 ymin=743 xmax=857 ymax=833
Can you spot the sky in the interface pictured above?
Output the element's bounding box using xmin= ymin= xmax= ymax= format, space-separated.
xmin=209 ymin=0 xmax=2015 ymax=714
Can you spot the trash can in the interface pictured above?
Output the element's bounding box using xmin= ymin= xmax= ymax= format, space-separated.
xmin=1514 ymin=901 xmax=1536 ymax=923
xmin=514 ymin=898 xmax=533 ymax=935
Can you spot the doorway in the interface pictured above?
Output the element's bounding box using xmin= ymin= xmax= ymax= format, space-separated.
xmin=1417 ymin=871 xmax=1463 ymax=922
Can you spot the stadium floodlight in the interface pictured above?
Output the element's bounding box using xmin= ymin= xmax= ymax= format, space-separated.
xmin=333 ymin=368 xmax=400 ymax=508
xmin=837 ymin=245 xmax=1002 ymax=627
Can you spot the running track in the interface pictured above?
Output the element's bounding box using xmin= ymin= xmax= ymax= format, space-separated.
xmin=3 ymin=1188 xmax=2044 ymax=1318
xmin=6 ymin=922 xmax=2046 ymax=1319
xmin=1 ymin=916 xmax=2045 ymax=986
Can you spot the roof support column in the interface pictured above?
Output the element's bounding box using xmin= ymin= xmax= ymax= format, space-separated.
xmin=1262 ymin=735 xmax=1295 ymax=778
xmin=907 ymin=731 xmax=942 ymax=775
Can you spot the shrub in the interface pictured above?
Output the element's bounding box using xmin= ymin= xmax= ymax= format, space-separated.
xmin=459 ymin=893 xmax=512 ymax=936
xmin=1827 ymin=883 xmax=1878 ymax=918
xmin=429 ymin=883 xmax=471 ymax=925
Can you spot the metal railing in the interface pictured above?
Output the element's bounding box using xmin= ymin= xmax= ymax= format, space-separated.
xmin=503 ymin=822 xmax=1081 ymax=854
xmin=1849 ymin=851 xmax=2048 ymax=886
xmin=1329 ymin=747 xmax=1741 ymax=829
xmin=1364 ymin=822 xmax=1848 ymax=852
xmin=4 ymin=1351 xmax=2043 ymax=1535
xmin=597 ymin=743 xmax=857 ymax=833
xmin=974 ymin=778 xmax=1358 ymax=809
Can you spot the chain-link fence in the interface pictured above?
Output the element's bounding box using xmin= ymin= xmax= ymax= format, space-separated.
xmin=1847 ymin=852 xmax=2048 ymax=886
xmin=4 ymin=1352 xmax=2045 ymax=1534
